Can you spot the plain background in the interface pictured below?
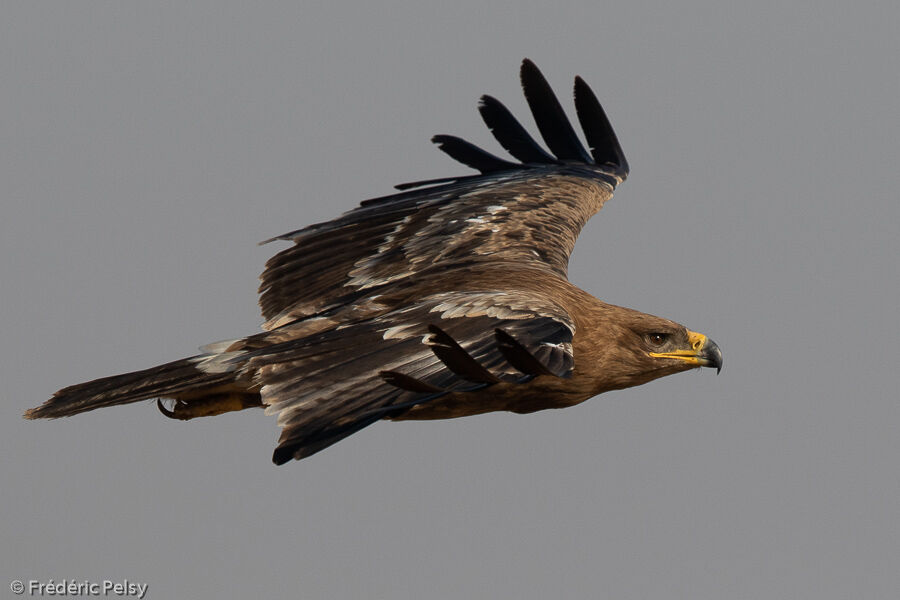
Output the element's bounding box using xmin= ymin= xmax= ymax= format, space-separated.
xmin=3 ymin=2 xmax=898 ymax=599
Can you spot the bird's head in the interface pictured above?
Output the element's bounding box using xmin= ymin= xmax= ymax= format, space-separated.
xmin=586 ymin=304 xmax=722 ymax=392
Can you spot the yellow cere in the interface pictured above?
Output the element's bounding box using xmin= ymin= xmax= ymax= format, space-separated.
xmin=648 ymin=330 xmax=708 ymax=365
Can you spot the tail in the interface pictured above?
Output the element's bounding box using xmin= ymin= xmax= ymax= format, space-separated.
xmin=25 ymin=353 xmax=259 ymax=420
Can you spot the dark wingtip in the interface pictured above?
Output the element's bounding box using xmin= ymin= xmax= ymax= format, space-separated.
xmin=520 ymin=58 xmax=540 ymax=79
xmin=272 ymin=446 xmax=294 ymax=465
xmin=414 ymin=58 xmax=628 ymax=188
xmin=573 ymin=75 xmax=629 ymax=179
xmin=426 ymin=324 xmax=500 ymax=385
xmin=477 ymin=94 xmax=556 ymax=165
xmin=393 ymin=176 xmax=454 ymax=191
xmin=380 ymin=370 xmax=444 ymax=393
xmin=519 ymin=59 xmax=593 ymax=163
xmin=494 ymin=328 xmax=556 ymax=377
xmin=431 ymin=134 xmax=519 ymax=174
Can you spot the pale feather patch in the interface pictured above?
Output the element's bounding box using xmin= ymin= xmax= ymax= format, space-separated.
xmin=192 ymin=351 xmax=245 ymax=374
xmin=383 ymin=323 xmax=419 ymax=340
xmin=265 ymin=314 xmax=337 ymax=334
xmin=544 ymin=341 xmax=574 ymax=353
xmin=198 ymin=338 xmax=242 ymax=354
xmin=426 ymin=291 xmax=550 ymax=322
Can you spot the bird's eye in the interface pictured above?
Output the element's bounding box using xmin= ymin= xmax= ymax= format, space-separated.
xmin=646 ymin=333 xmax=670 ymax=346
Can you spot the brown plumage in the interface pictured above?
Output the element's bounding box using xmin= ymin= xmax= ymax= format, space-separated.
xmin=25 ymin=59 xmax=722 ymax=465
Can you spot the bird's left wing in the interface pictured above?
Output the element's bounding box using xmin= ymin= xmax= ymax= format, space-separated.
xmin=258 ymin=60 xmax=628 ymax=329
xmin=239 ymin=290 xmax=574 ymax=463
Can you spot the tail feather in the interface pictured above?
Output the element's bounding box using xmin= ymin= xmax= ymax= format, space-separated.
xmin=25 ymin=356 xmax=237 ymax=420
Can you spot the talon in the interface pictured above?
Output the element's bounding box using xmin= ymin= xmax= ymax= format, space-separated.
xmin=157 ymin=398 xmax=175 ymax=418
xmin=157 ymin=398 xmax=191 ymax=420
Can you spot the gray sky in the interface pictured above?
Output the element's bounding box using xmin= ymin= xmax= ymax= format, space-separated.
xmin=3 ymin=2 xmax=899 ymax=599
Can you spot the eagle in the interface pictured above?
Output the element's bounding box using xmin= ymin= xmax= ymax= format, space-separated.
xmin=26 ymin=59 xmax=722 ymax=464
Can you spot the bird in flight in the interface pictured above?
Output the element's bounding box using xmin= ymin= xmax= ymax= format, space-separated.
xmin=26 ymin=59 xmax=722 ymax=464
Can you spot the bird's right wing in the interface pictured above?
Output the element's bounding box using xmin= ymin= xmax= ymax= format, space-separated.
xmin=237 ymin=290 xmax=575 ymax=463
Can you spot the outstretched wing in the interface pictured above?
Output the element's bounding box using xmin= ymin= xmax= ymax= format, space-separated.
xmin=238 ymin=291 xmax=574 ymax=463
xmin=258 ymin=59 xmax=628 ymax=329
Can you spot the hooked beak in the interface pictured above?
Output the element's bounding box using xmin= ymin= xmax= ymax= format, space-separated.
xmin=649 ymin=330 xmax=723 ymax=374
